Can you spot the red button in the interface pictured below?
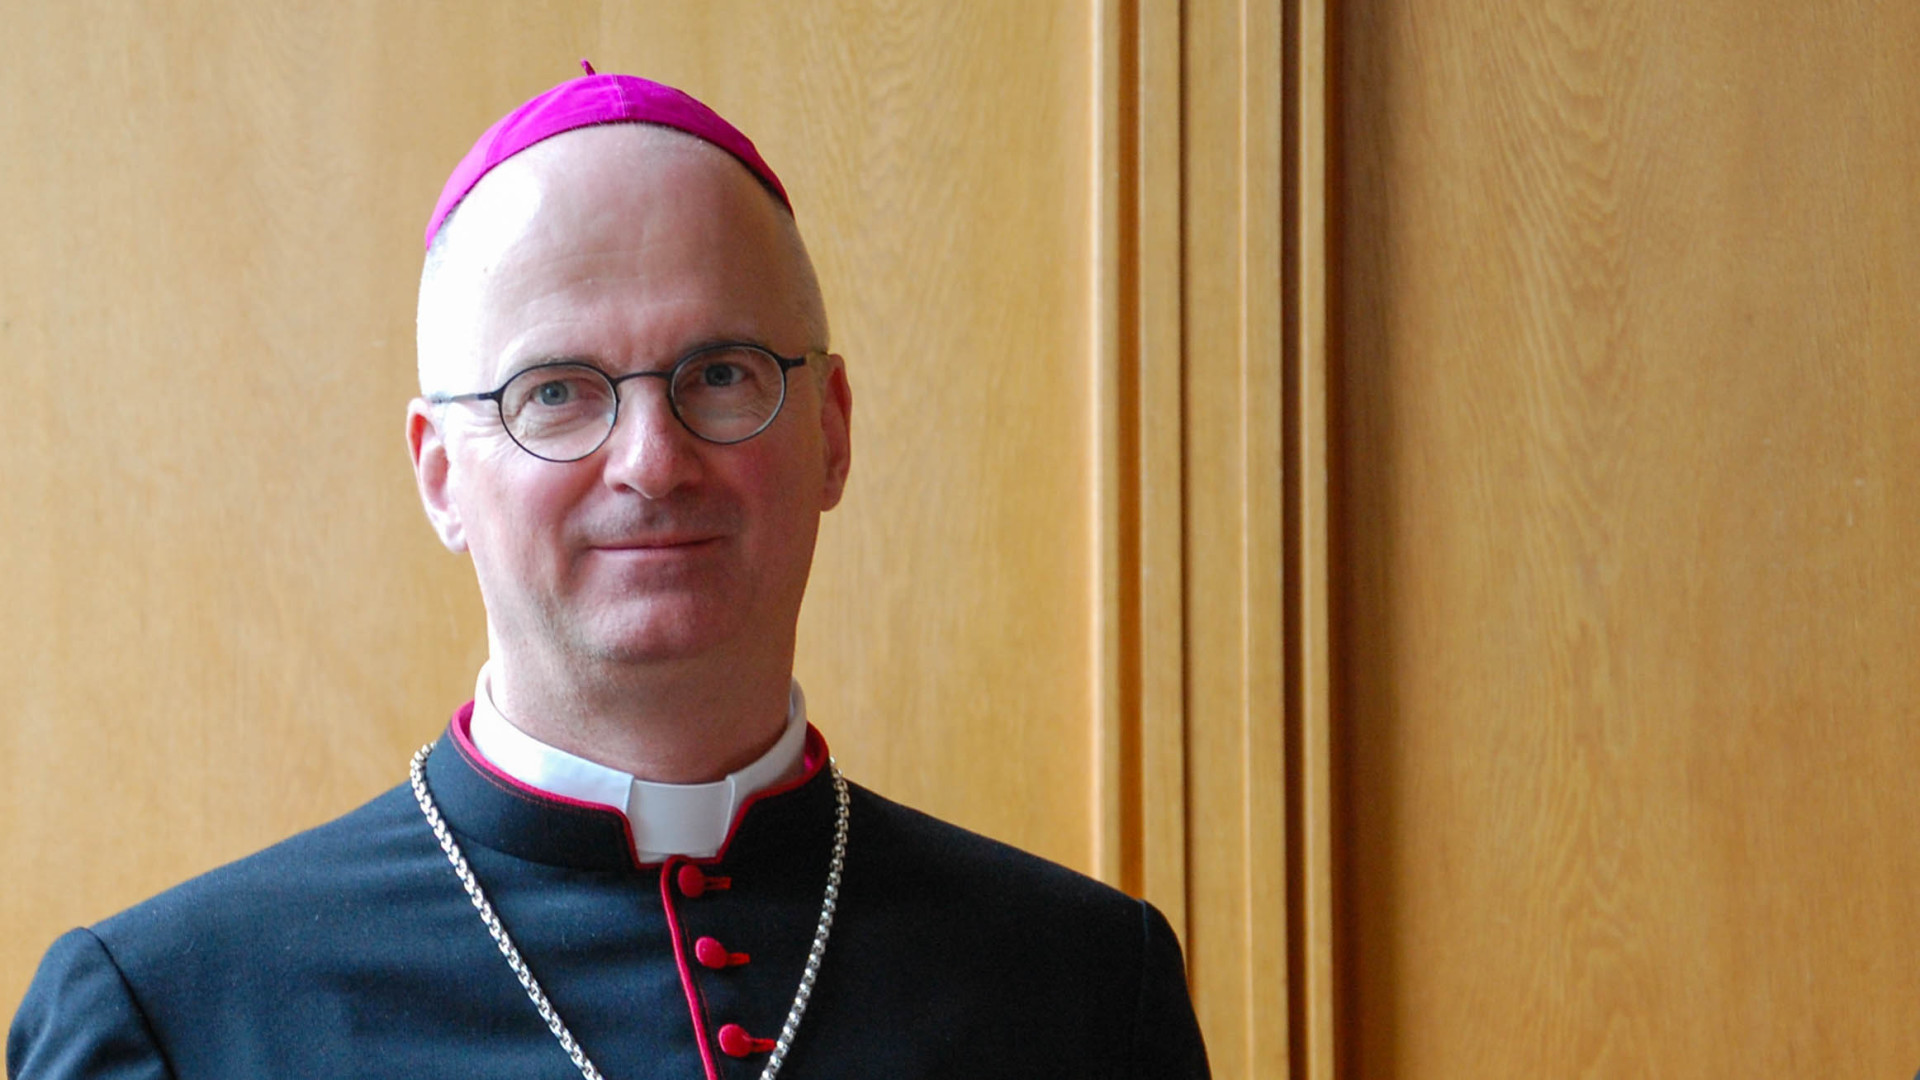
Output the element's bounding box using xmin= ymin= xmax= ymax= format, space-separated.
xmin=717 ymin=1023 xmax=776 ymax=1058
xmin=695 ymin=936 xmax=750 ymax=969
xmin=676 ymin=864 xmax=731 ymax=898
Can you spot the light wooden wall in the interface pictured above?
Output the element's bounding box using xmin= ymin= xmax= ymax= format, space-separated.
xmin=0 ymin=0 xmax=1285 ymax=1060
xmin=22 ymin=4 xmax=1904 ymax=1077
xmin=1094 ymin=2 xmax=1291 ymax=1075
xmin=1334 ymin=0 xmax=1920 ymax=1074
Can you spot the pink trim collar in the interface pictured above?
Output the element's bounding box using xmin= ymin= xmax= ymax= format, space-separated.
xmin=446 ymin=702 xmax=830 ymax=870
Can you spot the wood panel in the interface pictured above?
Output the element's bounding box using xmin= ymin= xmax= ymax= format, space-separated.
xmin=1181 ymin=0 xmax=1289 ymax=1075
xmin=1287 ymin=0 xmax=1337 ymax=1074
xmin=0 ymin=0 xmax=1104 ymax=1019
xmin=1092 ymin=0 xmax=1190 ymax=935
xmin=1091 ymin=1 xmax=1291 ymax=1071
xmin=1337 ymin=0 xmax=1920 ymax=1074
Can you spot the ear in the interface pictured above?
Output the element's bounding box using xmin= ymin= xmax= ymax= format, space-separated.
xmin=406 ymin=399 xmax=468 ymax=553
xmin=816 ymin=355 xmax=853 ymax=511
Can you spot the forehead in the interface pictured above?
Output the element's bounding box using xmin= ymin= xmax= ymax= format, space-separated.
xmin=433 ymin=126 xmax=805 ymax=378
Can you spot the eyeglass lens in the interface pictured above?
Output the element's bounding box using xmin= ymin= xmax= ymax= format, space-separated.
xmin=497 ymin=347 xmax=789 ymax=460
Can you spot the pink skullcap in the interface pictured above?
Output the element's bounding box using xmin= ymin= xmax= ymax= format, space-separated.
xmin=424 ymin=61 xmax=791 ymax=250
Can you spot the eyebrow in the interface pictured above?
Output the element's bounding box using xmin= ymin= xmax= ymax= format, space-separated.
xmin=508 ymin=354 xmax=601 ymax=372
xmin=487 ymin=354 xmax=606 ymax=388
xmin=498 ymin=339 xmax=778 ymax=385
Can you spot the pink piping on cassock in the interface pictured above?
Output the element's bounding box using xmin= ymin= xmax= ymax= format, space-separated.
xmin=687 ymin=725 xmax=828 ymax=866
xmin=449 ymin=702 xmax=648 ymax=867
xmin=447 ymin=702 xmax=832 ymax=870
xmin=446 ymin=699 xmax=836 ymax=1074
xmin=662 ymin=856 xmax=723 ymax=1080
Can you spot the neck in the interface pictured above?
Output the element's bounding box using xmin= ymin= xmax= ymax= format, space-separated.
xmin=484 ymin=634 xmax=794 ymax=785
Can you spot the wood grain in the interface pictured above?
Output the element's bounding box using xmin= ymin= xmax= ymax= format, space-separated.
xmin=1135 ymin=0 xmax=1195 ymax=949
xmin=1182 ymin=0 xmax=1289 ymax=1076
xmin=2 ymin=4 xmax=1294 ymax=1056
xmin=0 ymin=0 xmax=1105 ymax=1017
xmin=1337 ymin=0 xmax=1920 ymax=1073
xmin=1289 ymin=0 xmax=1337 ymax=1075
xmin=1091 ymin=0 xmax=1190 ymax=934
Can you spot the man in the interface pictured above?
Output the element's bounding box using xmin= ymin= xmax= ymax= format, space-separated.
xmin=8 ymin=69 xmax=1209 ymax=1079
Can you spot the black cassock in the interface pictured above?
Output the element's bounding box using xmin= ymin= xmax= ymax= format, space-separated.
xmin=10 ymin=706 xmax=1209 ymax=1079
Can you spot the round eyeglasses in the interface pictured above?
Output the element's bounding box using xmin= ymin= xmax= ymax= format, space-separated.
xmin=427 ymin=344 xmax=820 ymax=462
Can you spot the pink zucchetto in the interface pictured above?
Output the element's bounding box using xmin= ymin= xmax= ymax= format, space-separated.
xmin=424 ymin=61 xmax=791 ymax=250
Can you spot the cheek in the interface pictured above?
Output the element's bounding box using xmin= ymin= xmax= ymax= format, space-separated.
xmin=736 ymin=459 xmax=825 ymax=573
xmin=449 ymin=439 xmax=588 ymax=577
xmin=746 ymin=416 xmax=830 ymax=516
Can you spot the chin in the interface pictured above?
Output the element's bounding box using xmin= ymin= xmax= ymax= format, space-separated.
xmin=564 ymin=602 xmax=746 ymax=666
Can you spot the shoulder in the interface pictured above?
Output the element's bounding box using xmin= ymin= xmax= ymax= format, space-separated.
xmin=7 ymin=928 xmax=169 ymax=1079
xmin=825 ymin=785 xmax=1210 ymax=1076
xmin=8 ymin=786 xmax=426 ymax=1079
xmin=86 ymin=783 xmax=427 ymax=970
xmin=846 ymin=783 xmax=1136 ymax=915
xmin=839 ymin=782 xmax=1154 ymax=971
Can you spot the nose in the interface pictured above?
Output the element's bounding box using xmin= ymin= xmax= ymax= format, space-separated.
xmin=599 ymin=377 xmax=704 ymax=499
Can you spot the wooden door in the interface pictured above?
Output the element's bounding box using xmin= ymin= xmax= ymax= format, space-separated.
xmin=1335 ymin=1 xmax=1920 ymax=1074
xmin=1 ymin=4 xmax=1288 ymax=1059
xmin=0 ymin=0 xmax=1109 ymax=1012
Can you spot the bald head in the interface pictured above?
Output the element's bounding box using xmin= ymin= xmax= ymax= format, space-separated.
xmin=417 ymin=124 xmax=828 ymax=397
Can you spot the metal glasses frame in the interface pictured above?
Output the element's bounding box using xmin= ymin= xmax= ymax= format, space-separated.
xmin=426 ymin=342 xmax=819 ymax=462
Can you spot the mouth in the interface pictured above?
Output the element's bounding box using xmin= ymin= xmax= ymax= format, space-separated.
xmin=589 ymin=535 xmax=723 ymax=553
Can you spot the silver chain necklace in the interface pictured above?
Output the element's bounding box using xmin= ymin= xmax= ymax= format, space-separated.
xmin=408 ymin=744 xmax=849 ymax=1080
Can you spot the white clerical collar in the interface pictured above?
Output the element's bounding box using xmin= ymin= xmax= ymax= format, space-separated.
xmin=467 ymin=664 xmax=810 ymax=863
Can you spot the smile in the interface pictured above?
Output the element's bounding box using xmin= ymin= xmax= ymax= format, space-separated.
xmin=588 ymin=536 xmax=723 ymax=554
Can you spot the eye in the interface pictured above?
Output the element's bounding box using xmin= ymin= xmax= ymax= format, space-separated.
xmin=701 ymin=362 xmax=745 ymax=388
xmin=679 ymin=347 xmax=774 ymax=396
xmin=500 ymin=365 xmax=614 ymax=424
